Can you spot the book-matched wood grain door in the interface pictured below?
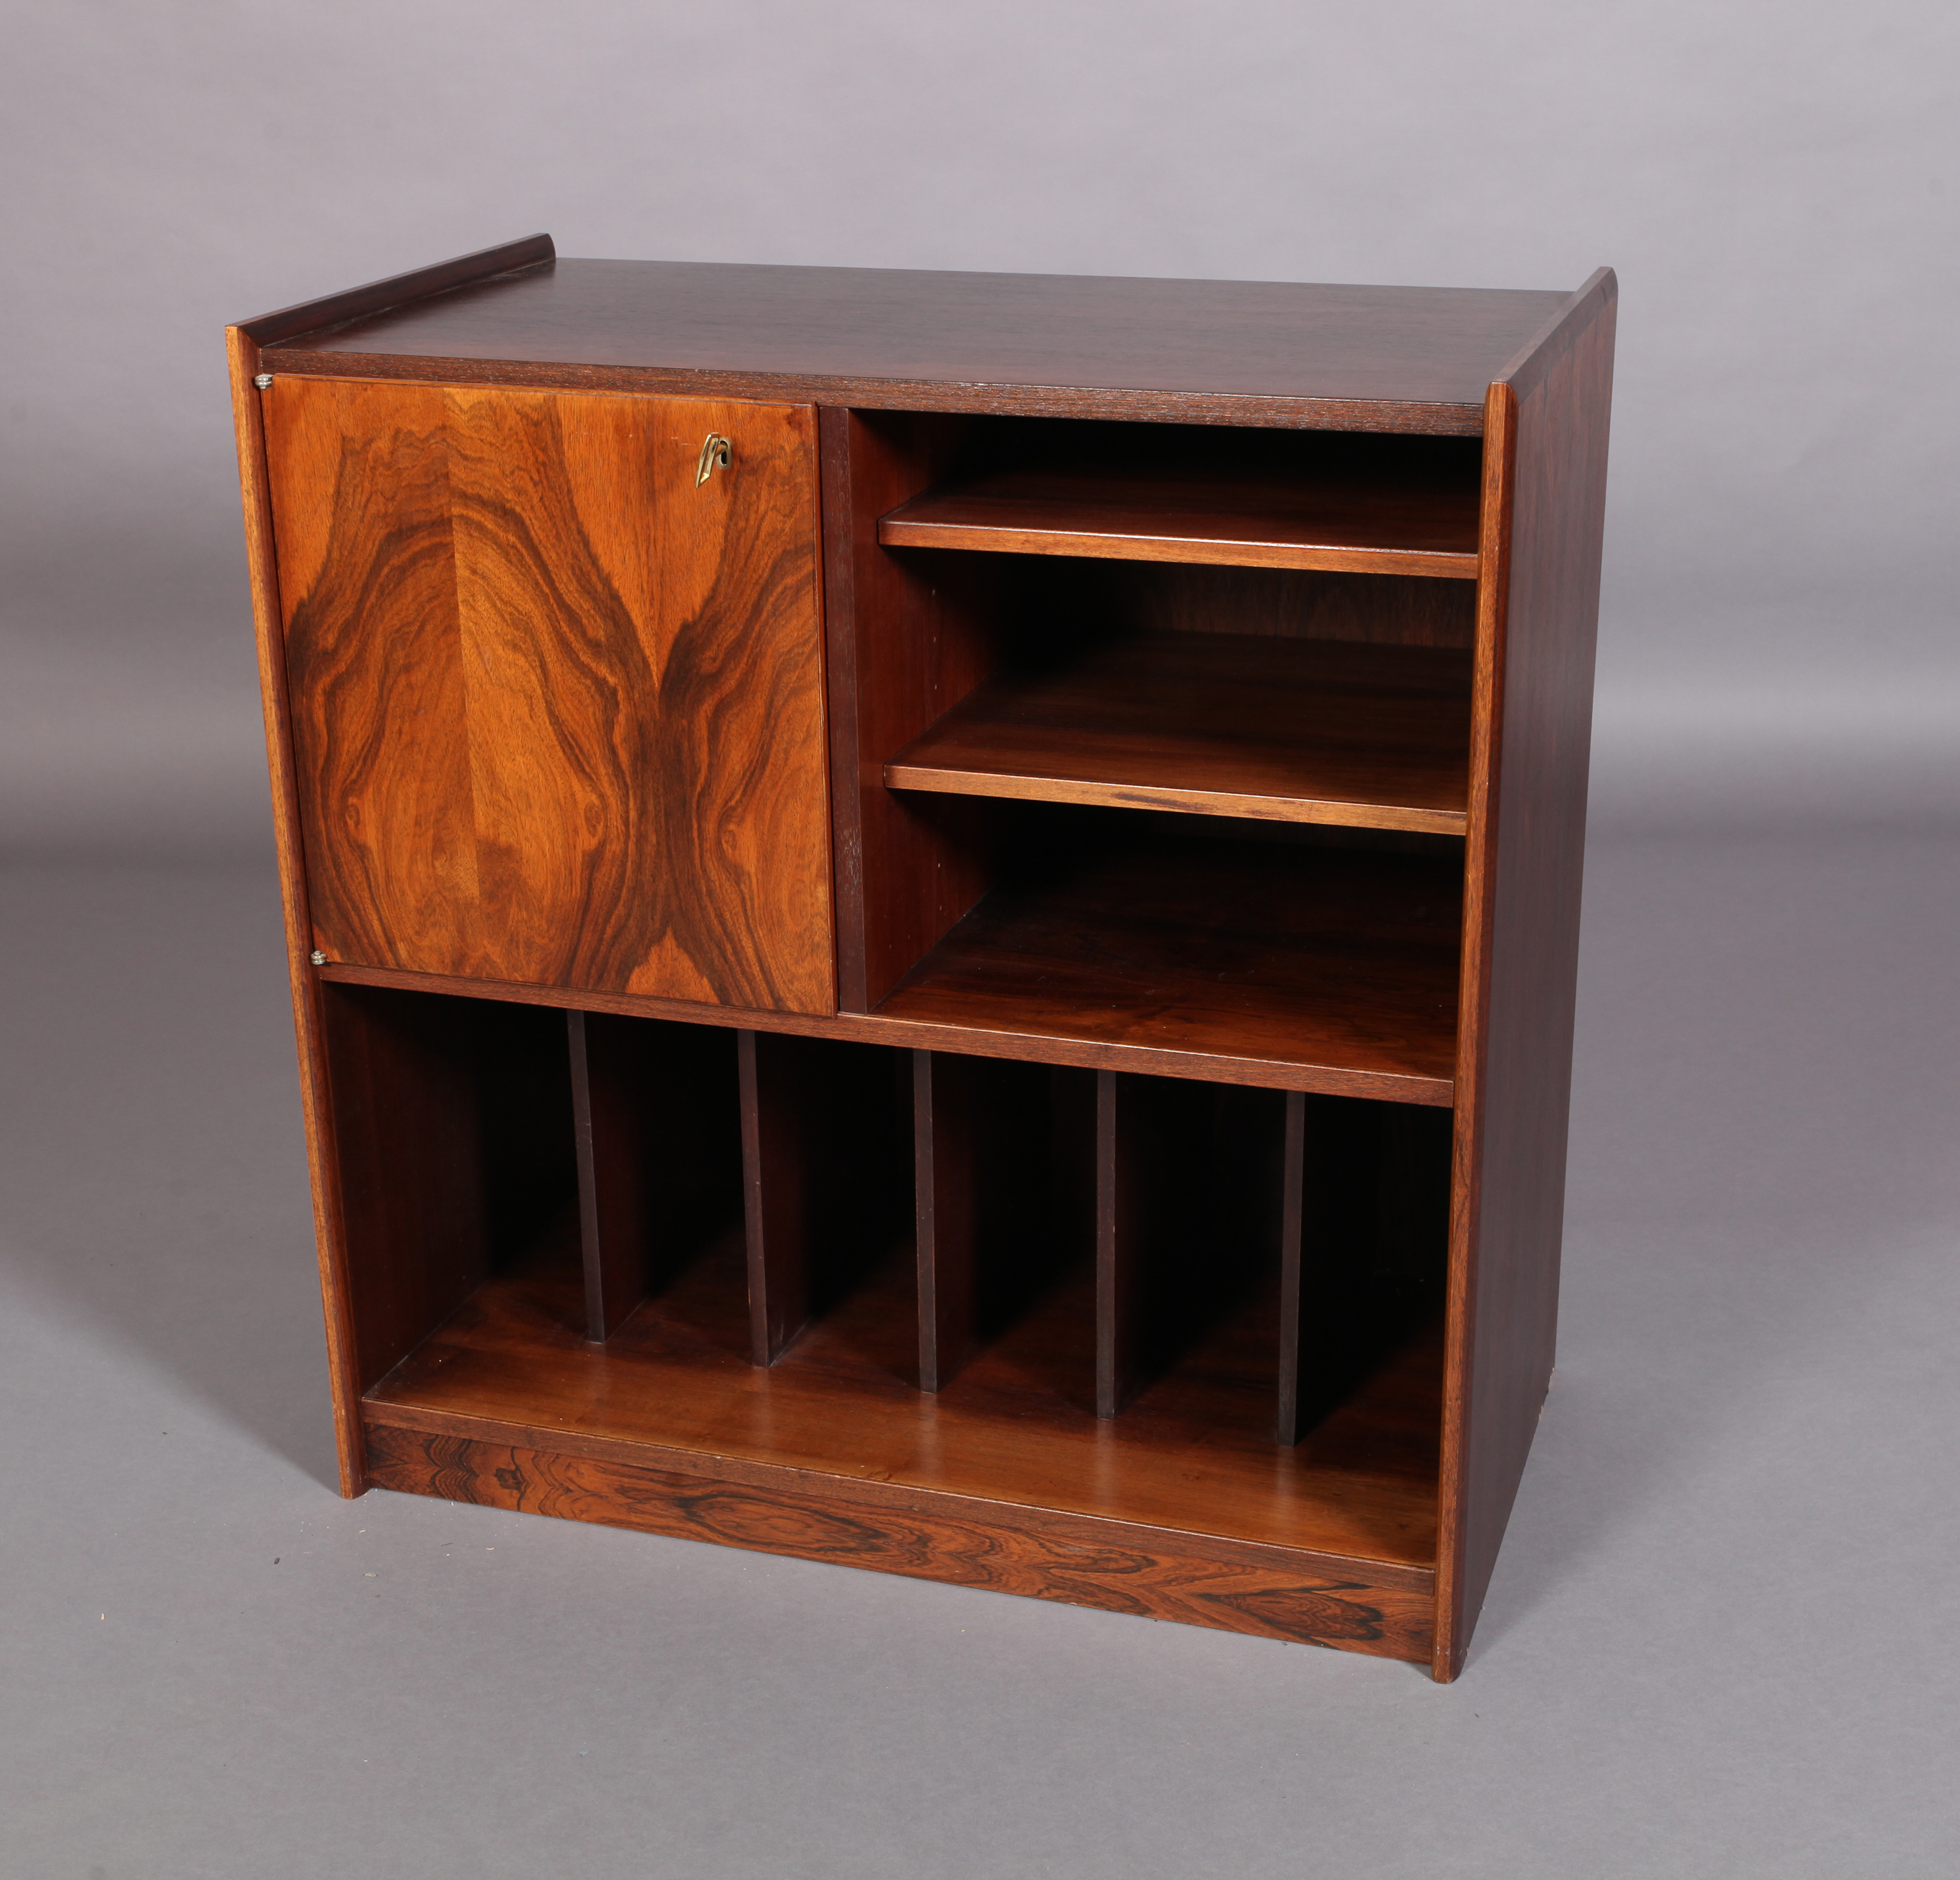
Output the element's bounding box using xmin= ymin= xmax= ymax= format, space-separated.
xmin=262 ymin=378 xmax=834 ymax=1015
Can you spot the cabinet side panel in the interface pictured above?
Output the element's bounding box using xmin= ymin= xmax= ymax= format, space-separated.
xmin=1439 ymin=277 xmax=1616 ymax=1678
xmin=227 ymin=331 xmax=368 ymax=1494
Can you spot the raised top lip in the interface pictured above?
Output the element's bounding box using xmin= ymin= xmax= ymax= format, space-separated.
xmin=247 ymin=250 xmax=1586 ymax=425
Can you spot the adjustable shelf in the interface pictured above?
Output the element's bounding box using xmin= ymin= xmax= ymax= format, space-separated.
xmin=884 ymin=632 xmax=1473 ymax=833
xmin=875 ymin=821 xmax=1462 ymax=1102
xmin=879 ymin=465 xmax=1481 ymax=578
xmin=230 ymin=239 xmax=1615 ymax=1680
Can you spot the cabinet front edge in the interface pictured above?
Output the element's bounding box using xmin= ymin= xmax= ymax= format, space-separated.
xmin=315 ymin=962 xmax=1457 ymax=1105
xmin=252 ymin=351 xmax=1490 ymax=435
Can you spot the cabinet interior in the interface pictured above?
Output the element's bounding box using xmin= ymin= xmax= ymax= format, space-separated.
xmin=340 ymin=983 xmax=1450 ymax=1569
xmin=331 ymin=407 xmax=1470 ymax=1564
xmin=835 ymin=410 xmax=1475 ymax=1077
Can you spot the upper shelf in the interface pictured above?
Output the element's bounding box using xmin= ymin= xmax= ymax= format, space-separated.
xmin=879 ymin=467 xmax=1482 ymax=579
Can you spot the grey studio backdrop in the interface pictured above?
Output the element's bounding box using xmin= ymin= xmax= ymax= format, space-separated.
xmin=2 ymin=3 xmax=1956 ymax=1876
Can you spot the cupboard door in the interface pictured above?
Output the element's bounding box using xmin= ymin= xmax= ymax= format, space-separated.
xmin=262 ymin=379 xmax=834 ymax=1015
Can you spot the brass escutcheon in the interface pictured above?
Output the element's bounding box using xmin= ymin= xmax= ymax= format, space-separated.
xmin=696 ymin=433 xmax=733 ymax=486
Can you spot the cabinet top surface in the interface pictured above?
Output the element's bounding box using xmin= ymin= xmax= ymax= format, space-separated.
xmin=261 ymin=258 xmax=1571 ymax=421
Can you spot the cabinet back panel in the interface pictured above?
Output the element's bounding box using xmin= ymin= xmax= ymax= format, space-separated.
xmin=1109 ymin=563 xmax=1476 ymax=648
xmin=265 ymin=377 xmax=835 ymax=1014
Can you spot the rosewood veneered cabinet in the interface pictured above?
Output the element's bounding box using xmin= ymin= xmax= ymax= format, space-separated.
xmin=227 ymin=235 xmax=1615 ymax=1680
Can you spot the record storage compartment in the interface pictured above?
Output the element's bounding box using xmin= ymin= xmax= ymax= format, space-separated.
xmin=229 ymin=240 xmax=1616 ymax=1678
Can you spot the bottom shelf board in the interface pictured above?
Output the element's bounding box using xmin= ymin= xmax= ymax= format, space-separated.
xmin=874 ymin=839 xmax=1462 ymax=1100
xmin=364 ymin=1233 xmax=1441 ymax=1577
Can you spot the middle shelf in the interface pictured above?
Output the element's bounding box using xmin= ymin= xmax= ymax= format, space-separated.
xmin=885 ymin=630 xmax=1473 ymax=833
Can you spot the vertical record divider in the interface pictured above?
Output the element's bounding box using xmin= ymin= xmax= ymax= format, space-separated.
xmin=1276 ymin=1091 xmax=1310 ymax=1445
xmin=1277 ymin=1094 xmax=1426 ymax=1448
xmin=913 ymin=1051 xmax=977 ymax=1392
xmin=737 ymin=1029 xmax=909 ymax=1369
xmin=1278 ymin=1090 xmax=1359 ymax=1447
xmin=1096 ymin=1072 xmax=1140 ymax=1418
xmin=568 ymin=1011 xmax=644 ymax=1343
xmin=569 ymin=1011 xmax=744 ymax=1346
xmin=910 ymin=1050 xmax=1057 ymax=1392
xmin=1095 ymin=1070 xmax=1212 ymax=1419
xmin=739 ymin=1030 xmax=811 ymax=1365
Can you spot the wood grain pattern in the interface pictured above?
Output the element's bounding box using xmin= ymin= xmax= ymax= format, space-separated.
xmin=1436 ymin=270 xmax=1617 ymax=1681
xmin=363 ymin=1418 xmax=1434 ymax=1661
xmin=885 ymin=633 xmax=1472 ymax=832
xmin=877 ymin=835 xmax=1462 ymax=1102
xmin=879 ymin=468 xmax=1480 ymax=578
xmin=263 ymin=258 xmax=1571 ymax=436
xmin=262 ymin=376 xmax=834 ymax=1014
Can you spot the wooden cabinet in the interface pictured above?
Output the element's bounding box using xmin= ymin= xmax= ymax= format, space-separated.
xmin=228 ymin=235 xmax=1616 ymax=1680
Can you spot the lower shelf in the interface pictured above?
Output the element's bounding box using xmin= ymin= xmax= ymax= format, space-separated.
xmin=363 ymin=1232 xmax=1440 ymax=1661
xmin=876 ymin=823 xmax=1462 ymax=1097
xmin=321 ymin=981 xmax=1452 ymax=1668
